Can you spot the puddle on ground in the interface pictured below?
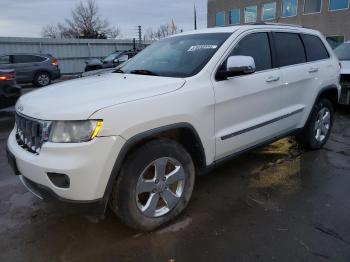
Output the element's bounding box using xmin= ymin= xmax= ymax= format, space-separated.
xmin=248 ymin=138 xmax=302 ymax=201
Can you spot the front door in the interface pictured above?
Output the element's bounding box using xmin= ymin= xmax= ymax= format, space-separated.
xmin=213 ymin=32 xmax=284 ymax=160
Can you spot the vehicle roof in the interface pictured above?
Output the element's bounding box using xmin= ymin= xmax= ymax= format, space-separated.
xmin=179 ymin=24 xmax=321 ymax=36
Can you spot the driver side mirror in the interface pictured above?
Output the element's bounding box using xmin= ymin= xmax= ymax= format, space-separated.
xmin=216 ymin=55 xmax=256 ymax=80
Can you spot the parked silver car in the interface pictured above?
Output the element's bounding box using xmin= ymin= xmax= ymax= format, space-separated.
xmin=0 ymin=54 xmax=61 ymax=87
xmin=334 ymin=42 xmax=350 ymax=105
xmin=84 ymin=50 xmax=139 ymax=72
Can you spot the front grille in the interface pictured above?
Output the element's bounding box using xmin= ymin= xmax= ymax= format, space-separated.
xmin=15 ymin=113 xmax=51 ymax=154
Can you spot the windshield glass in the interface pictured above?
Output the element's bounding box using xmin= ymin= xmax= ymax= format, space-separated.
xmin=104 ymin=52 xmax=122 ymax=62
xmin=120 ymin=33 xmax=231 ymax=78
xmin=334 ymin=43 xmax=350 ymax=60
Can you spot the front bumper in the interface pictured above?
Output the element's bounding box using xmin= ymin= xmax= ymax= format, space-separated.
xmin=51 ymin=68 xmax=61 ymax=80
xmin=18 ymin=175 xmax=106 ymax=215
xmin=7 ymin=129 xmax=125 ymax=201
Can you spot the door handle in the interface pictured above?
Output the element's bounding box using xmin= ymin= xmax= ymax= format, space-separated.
xmin=266 ymin=76 xmax=280 ymax=83
xmin=308 ymin=67 xmax=319 ymax=73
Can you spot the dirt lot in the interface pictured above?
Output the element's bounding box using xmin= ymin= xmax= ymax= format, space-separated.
xmin=0 ymin=102 xmax=349 ymax=261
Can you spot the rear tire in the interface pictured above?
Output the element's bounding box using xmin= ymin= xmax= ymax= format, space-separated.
xmin=109 ymin=139 xmax=195 ymax=231
xmin=33 ymin=72 xmax=51 ymax=87
xmin=296 ymin=98 xmax=334 ymax=149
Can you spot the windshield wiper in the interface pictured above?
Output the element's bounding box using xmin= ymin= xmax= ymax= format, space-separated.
xmin=114 ymin=69 xmax=124 ymax=73
xmin=129 ymin=69 xmax=159 ymax=76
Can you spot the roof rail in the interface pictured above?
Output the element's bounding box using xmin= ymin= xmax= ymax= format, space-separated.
xmin=253 ymin=22 xmax=303 ymax=28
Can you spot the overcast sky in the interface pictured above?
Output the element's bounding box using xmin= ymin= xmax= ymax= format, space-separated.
xmin=0 ymin=0 xmax=207 ymax=38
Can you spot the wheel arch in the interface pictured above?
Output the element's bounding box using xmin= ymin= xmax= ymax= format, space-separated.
xmin=33 ymin=70 xmax=52 ymax=80
xmin=103 ymin=123 xmax=206 ymax=200
xmin=315 ymin=85 xmax=339 ymax=110
xmin=301 ymin=84 xmax=338 ymax=133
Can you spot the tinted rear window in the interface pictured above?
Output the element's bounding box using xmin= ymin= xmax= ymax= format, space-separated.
xmin=301 ymin=34 xmax=329 ymax=62
xmin=274 ymin=33 xmax=306 ymax=67
xmin=13 ymin=55 xmax=47 ymax=63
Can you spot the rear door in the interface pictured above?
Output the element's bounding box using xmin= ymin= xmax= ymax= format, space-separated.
xmin=12 ymin=55 xmax=46 ymax=82
xmin=274 ymin=32 xmax=331 ymax=130
xmin=213 ymin=31 xmax=285 ymax=160
xmin=273 ymin=32 xmax=311 ymax=130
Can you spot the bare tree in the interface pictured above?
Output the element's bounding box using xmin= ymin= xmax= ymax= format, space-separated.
xmin=42 ymin=0 xmax=121 ymax=39
xmin=109 ymin=26 xmax=122 ymax=39
xmin=42 ymin=24 xmax=61 ymax=39
xmin=145 ymin=23 xmax=179 ymax=41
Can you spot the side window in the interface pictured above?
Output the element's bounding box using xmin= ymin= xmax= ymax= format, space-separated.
xmin=231 ymin=32 xmax=272 ymax=71
xmin=118 ymin=54 xmax=129 ymax=62
xmin=215 ymin=12 xmax=225 ymax=27
xmin=13 ymin=55 xmax=31 ymax=63
xmin=301 ymin=34 xmax=330 ymax=61
xmin=31 ymin=56 xmax=47 ymax=62
xmin=274 ymin=33 xmax=306 ymax=67
xmin=12 ymin=55 xmax=45 ymax=63
xmin=0 ymin=55 xmax=11 ymax=65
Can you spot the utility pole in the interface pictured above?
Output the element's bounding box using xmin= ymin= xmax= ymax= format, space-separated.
xmin=138 ymin=25 xmax=142 ymax=49
xmin=194 ymin=4 xmax=197 ymax=30
xmin=133 ymin=38 xmax=136 ymax=51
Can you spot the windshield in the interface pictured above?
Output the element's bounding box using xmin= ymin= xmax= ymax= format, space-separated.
xmin=119 ymin=33 xmax=231 ymax=78
xmin=104 ymin=52 xmax=122 ymax=62
xmin=334 ymin=43 xmax=350 ymax=60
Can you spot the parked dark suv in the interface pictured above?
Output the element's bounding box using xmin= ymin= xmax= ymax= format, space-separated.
xmin=0 ymin=69 xmax=21 ymax=110
xmin=0 ymin=54 xmax=61 ymax=87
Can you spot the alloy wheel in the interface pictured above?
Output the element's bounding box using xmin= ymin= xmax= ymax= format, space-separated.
xmin=37 ymin=73 xmax=50 ymax=86
xmin=135 ymin=157 xmax=185 ymax=218
xmin=314 ymin=107 xmax=331 ymax=142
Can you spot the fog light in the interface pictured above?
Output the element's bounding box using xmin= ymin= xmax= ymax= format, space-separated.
xmin=47 ymin=173 xmax=70 ymax=188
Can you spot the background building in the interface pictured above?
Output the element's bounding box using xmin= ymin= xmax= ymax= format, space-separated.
xmin=208 ymin=0 xmax=350 ymax=48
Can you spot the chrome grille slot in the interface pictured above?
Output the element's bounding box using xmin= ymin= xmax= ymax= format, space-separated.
xmin=15 ymin=113 xmax=50 ymax=154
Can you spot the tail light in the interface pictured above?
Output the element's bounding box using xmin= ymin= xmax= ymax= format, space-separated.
xmin=0 ymin=71 xmax=16 ymax=81
xmin=51 ymin=57 xmax=59 ymax=66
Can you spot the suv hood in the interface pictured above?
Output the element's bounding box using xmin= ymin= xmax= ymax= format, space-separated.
xmin=17 ymin=73 xmax=185 ymax=120
xmin=340 ymin=60 xmax=350 ymax=75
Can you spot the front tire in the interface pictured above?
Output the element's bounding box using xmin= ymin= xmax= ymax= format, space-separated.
xmin=297 ymin=98 xmax=334 ymax=149
xmin=110 ymin=139 xmax=195 ymax=231
xmin=33 ymin=72 xmax=51 ymax=87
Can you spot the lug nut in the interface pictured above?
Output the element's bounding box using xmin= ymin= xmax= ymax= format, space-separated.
xmin=155 ymin=179 xmax=159 ymax=184
xmin=152 ymin=189 xmax=157 ymax=193
xmin=163 ymin=176 xmax=166 ymax=181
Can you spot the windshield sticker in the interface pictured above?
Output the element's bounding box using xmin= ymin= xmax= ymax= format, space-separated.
xmin=187 ymin=45 xmax=218 ymax=52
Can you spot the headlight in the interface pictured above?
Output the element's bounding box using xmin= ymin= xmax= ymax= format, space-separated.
xmin=49 ymin=120 xmax=103 ymax=143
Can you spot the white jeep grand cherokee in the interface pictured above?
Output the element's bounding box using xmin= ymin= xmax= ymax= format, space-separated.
xmin=7 ymin=24 xmax=341 ymax=230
